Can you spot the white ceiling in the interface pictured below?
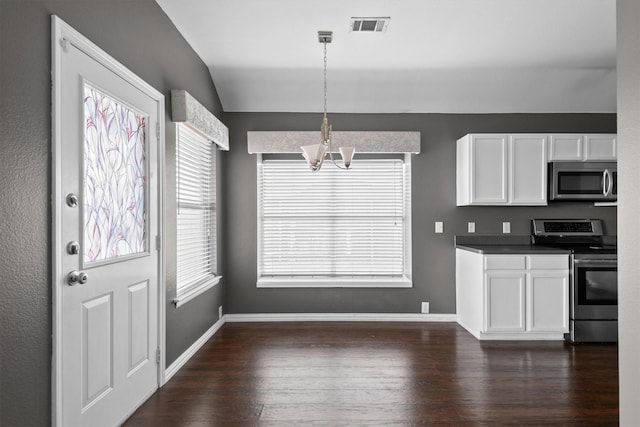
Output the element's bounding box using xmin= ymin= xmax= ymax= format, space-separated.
xmin=155 ymin=0 xmax=616 ymax=114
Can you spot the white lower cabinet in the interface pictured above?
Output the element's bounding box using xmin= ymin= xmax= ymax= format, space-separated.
xmin=485 ymin=271 xmax=526 ymax=332
xmin=527 ymin=270 xmax=569 ymax=332
xmin=456 ymin=250 xmax=569 ymax=340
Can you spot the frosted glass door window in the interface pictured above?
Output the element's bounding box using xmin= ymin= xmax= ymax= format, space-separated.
xmin=83 ymin=84 xmax=147 ymax=263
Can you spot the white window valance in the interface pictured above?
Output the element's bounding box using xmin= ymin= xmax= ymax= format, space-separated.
xmin=247 ymin=131 xmax=421 ymax=154
xmin=171 ymin=90 xmax=229 ymax=151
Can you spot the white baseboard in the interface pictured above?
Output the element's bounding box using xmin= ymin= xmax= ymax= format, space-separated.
xmin=224 ymin=312 xmax=457 ymax=323
xmin=164 ymin=316 xmax=225 ymax=384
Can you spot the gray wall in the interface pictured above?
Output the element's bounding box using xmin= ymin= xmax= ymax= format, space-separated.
xmin=222 ymin=112 xmax=617 ymax=315
xmin=617 ymin=0 xmax=640 ymax=424
xmin=0 ymin=1 xmax=224 ymax=425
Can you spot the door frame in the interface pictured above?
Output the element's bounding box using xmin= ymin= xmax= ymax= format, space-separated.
xmin=51 ymin=15 xmax=166 ymax=426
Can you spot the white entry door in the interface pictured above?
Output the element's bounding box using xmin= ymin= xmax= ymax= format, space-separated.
xmin=52 ymin=17 xmax=164 ymax=427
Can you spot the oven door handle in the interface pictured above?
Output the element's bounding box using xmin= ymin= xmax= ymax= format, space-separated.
xmin=573 ymin=258 xmax=617 ymax=265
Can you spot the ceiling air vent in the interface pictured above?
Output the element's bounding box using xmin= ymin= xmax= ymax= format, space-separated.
xmin=350 ymin=17 xmax=390 ymax=33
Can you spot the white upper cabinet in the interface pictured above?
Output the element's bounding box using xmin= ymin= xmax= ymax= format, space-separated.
xmin=457 ymin=134 xmax=547 ymax=206
xmin=584 ymin=134 xmax=617 ymax=160
xmin=548 ymin=134 xmax=583 ymax=160
xmin=458 ymin=134 xmax=508 ymax=205
xmin=549 ymin=134 xmax=617 ymax=161
xmin=509 ymin=135 xmax=548 ymax=205
xmin=457 ymin=133 xmax=616 ymax=206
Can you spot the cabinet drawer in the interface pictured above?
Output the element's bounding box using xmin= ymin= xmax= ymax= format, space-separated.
xmin=527 ymin=255 xmax=568 ymax=270
xmin=485 ymin=255 xmax=526 ymax=270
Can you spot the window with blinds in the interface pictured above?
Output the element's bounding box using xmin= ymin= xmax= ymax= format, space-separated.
xmin=257 ymin=156 xmax=412 ymax=287
xmin=176 ymin=123 xmax=218 ymax=300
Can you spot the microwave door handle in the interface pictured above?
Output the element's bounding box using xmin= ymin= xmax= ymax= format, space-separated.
xmin=601 ymin=170 xmax=613 ymax=197
xmin=604 ymin=169 xmax=613 ymax=197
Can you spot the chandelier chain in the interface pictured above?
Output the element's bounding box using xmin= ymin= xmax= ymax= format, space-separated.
xmin=323 ymin=40 xmax=328 ymax=119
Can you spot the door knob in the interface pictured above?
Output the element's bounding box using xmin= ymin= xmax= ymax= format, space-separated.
xmin=67 ymin=270 xmax=88 ymax=286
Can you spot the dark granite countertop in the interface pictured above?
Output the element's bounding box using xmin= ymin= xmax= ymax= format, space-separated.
xmin=454 ymin=235 xmax=571 ymax=255
xmin=455 ymin=244 xmax=570 ymax=255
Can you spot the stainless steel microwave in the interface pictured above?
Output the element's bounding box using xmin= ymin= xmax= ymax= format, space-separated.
xmin=549 ymin=161 xmax=617 ymax=201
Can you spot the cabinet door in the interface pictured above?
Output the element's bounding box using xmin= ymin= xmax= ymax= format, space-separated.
xmin=527 ymin=271 xmax=569 ymax=333
xmin=509 ymin=135 xmax=548 ymax=205
xmin=584 ymin=134 xmax=617 ymax=161
xmin=484 ymin=272 xmax=526 ymax=332
xmin=470 ymin=135 xmax=508 ymax=204
xmin=549 ymin=134 xmax=583 ymax=161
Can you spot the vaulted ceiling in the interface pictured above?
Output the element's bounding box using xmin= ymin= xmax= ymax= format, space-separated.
xmin=156 ymin=0 xmax=616 ymax=113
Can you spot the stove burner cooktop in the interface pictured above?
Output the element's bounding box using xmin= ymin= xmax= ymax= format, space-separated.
xmin=531 ymin=219 xmax=617 ymax=255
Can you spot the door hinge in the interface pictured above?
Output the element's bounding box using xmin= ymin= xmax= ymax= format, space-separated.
xmin=155 ymin=235 xmax=161 ymax=251
xmin=156 ymin=123 xmax=160 ymax=139
xmin=156 ymin=349 xmax=161 ymax=364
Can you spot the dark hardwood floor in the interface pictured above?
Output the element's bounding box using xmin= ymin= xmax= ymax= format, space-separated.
xmin=124 ymin=322 xmax=618 ymax=426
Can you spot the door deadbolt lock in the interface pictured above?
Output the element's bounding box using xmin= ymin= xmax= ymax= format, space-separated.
xmin=66 ymin=193 xmax=79 ymax=208
xmin=67 ymin=270 xmax=88 ymax=286
xmin=67 ymin=241 xmax=80 ymax=255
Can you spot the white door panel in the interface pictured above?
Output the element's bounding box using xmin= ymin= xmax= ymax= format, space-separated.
xmin=53 ymin=16 xmax=163 ymax=427
xmin=82 ymin=293 xmax=113 ymax=408
xmin=129 ymin=280 xmax=151 ymax=373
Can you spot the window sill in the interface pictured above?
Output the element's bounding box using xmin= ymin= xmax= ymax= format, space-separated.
xmin=173 ymin=275 xmax=222 ymax=308
xmin=256 ymin=277 xmax=412 ymax=288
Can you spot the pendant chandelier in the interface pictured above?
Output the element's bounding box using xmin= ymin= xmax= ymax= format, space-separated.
xmin=300 ymin=31 xmax=355 ymax=172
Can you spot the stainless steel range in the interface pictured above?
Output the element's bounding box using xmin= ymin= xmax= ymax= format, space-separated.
xmin=532 ymin=219 xmax=617 ymax=343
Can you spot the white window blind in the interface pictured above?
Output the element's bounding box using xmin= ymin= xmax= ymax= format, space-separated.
xmin=176 ymin=124 xmax=218 ymax=299
xmin=258 ymin=157 xmax=411 ymax=287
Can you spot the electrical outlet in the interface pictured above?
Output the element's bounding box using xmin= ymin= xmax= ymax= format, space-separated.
xmin=468 ymin=222 xmax=476 ymax=233
xmin=421 ymin=302 xmax=430 ymax=314
xmin=435 ymin=221 xmax=443 ymax=233
xmin=218 ymin=305 xmax=223 ymax=319
xmin=502 ymin=222 xmax=511 ymax=234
